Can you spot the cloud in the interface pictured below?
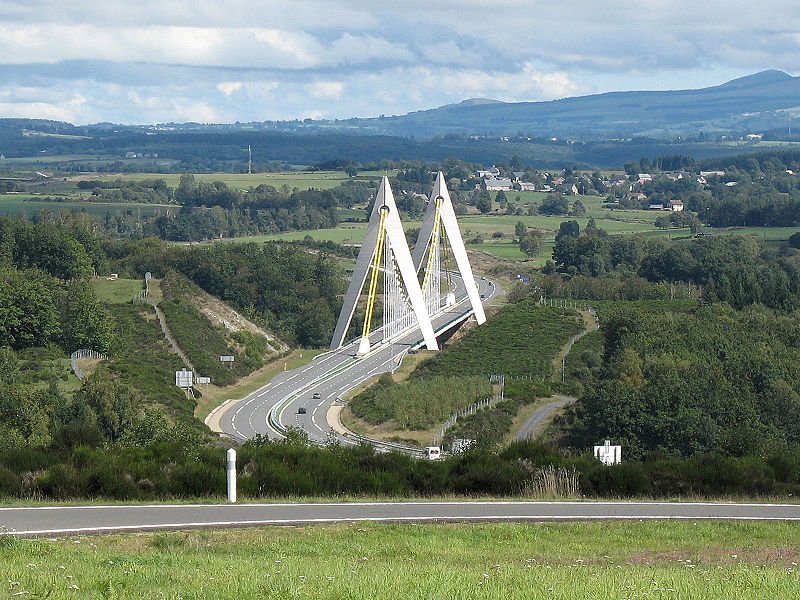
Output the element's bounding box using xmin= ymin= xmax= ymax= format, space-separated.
xmin=0 ymin=1 xmax=798 ymax=124
xmin=305 ymin=81 xmax=345 ymax=100
xmin=217 ymin=81 xmax=244 ymax=96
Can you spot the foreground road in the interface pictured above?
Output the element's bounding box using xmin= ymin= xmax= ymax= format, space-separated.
xmin=3 ymin=501 xmax=800 ymax=536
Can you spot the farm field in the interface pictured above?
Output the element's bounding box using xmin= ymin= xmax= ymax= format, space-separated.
xmin=0 ymin=195 xmax=172 ymax=218
xmin=106 ymin=170 xmax=391 ymax=190
xmin=3 ymin=521 xmax=798 ymax=599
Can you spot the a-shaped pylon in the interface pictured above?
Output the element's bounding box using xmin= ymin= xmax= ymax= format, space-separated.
xmin=412 ymin=171 xmax=486 ymax=325
xmin=329 ymin=177 xmax=438 ymax=353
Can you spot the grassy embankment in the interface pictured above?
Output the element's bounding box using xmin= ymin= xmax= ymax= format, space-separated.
xmin=2 ymin=521 xmax=798 ymax=598
xmin=344 ymin=302 xmax=585 ymax=446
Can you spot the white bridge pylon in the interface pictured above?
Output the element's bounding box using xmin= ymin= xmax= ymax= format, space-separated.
xmin=413 ymin=171 xmax=486 ymax=326
xmin=329 ymin=173 xmax=485 ymax=354
xmin=330 ymin=177 xmax=438 ymax=354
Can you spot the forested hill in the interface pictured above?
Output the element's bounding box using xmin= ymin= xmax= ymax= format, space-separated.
xmin=345 ymin=70 xmax=800 ymax=138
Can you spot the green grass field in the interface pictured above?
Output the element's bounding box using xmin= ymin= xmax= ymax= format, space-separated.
xmin=3 ymin=521 xmax=798 ymax=599
xmin=0 ymin=195 xmax=172 ymax=218
xmin=105 ymin=170 xmax=389 ymax=191
xmin=89 ymin=278 xmax=144 ymax=304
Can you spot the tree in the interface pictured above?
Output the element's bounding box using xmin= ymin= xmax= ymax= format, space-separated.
xmin=175 ymin=173 xmax=196 ymax=205
xmin=571 ymin=199 xmax=586 ymax=216
xmin=475 ymin=190 xmax=492 ymax=214
xmin=60 ymin=280 xmax=115 ymax=352
xmin=555 ymin=220 xmax=580 ymax=242
xmin=789 ymin=232 xmax=800 ymax=249
xmin=539 ymin=193 xmax=570 ymax=215
xmin=519 ymin=233 xmax=541 ymax=258
xmin=514 ymin=221 xmax=527 ymax=239
xmin=76 ymin=367 xmax=139 ymax=443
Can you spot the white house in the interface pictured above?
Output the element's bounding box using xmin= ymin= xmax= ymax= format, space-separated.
xmin=484 ymin=178 xmax=513 ymax=191
xmin=669 ymin=200 xmax=684 ymax=212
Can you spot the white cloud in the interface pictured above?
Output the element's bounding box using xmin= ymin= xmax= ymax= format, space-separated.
xmin=305 ymin=81 xmax=345 ymax=100
xmin=0 ymin=1 xmax=798 ymax=124
xmin=217 ymin=81 xmax=244 ymax=96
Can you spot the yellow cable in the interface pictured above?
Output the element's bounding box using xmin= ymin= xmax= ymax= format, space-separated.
xmin=421 ymin=197 xmax=443 ymax=292
xmin=362 ymin=208 xmax=387 ymax=338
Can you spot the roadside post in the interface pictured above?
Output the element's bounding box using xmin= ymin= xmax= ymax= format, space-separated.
xmin=226 ymin=448 xmax=237 ymax=503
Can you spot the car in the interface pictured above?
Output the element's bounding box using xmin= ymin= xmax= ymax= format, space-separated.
xmin=312 ymin=392 xmax=321 ymax=399
xmin=297 ymin=407 xmax=307 ymax=415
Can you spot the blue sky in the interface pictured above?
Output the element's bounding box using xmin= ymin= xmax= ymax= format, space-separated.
xmin=0 ymin=0 xmax=797 ymax=125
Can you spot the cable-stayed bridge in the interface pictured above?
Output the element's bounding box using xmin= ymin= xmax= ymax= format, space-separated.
xmin=215 ymin=173 xmax=496 ymax=451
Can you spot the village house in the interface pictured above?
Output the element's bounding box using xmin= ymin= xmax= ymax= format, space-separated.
xmin=484 ymin=178 xmax=513 ymax=191
xmin=515 ymin=181 xmax=536 ymax=191
xmin=669 ymin=200 xmax=684 ymax=212
xmin=476 ymin=166 xmax=501 ymax=179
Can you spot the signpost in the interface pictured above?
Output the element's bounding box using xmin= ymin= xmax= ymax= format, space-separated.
xmin=196 ymin=376 xmax=211 ymax=385
xmin=594 ymin=440 xmax=622 ymax=465
xmin=175 ymin=368 xmax=193 ymax=389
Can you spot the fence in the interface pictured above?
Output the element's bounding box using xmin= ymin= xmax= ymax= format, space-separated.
xmin=131 ymin=271 xmax=152 ymax=304
xmin=70 ymin=349 xmax=109 ymax=381
xmin=433 ymin=375 xmax=505 ymax=446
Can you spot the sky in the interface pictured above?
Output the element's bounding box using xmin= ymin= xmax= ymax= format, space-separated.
xmin=1 ymin=0 xmax=798 ymax=125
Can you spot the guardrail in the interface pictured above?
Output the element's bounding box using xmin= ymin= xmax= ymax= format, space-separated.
xmin=70 ymin=349 xmax=109 ymax=381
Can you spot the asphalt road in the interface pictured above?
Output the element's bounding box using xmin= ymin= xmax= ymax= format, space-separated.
xmin=215 ymin=273 xmax=498 ymax=446
xmin=4 ymin=501 xmax=800 ymax=536
xmin=515 ymin=395 xmax=577 ymax=441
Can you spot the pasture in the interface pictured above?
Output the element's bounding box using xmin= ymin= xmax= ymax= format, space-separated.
xmin=0 ymin=195 xmax=172 ymax=219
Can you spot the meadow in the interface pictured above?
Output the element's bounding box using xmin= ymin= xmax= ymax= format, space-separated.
xmin=2 ymin=520 xmax=798 ymax=599
xmin=0 ymin=195 xmax=171 ymax=218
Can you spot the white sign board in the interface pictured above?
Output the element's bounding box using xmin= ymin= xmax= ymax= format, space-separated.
xmin=219 ymin=355 xmax=235 ymax=363
xmin=196 ymin=376 xmax=211 ymax=385
xmin=594 ymin=440 xmax=621 ymax=465
xmin=175 ymin=368 xmax=193 ymax=388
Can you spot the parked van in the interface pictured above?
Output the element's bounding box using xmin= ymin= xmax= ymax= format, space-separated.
xmin=424 ymin=446 xmax=441 ymax=460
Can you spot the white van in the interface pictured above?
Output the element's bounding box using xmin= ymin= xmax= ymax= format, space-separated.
xmin=424 ymin=446 xmax=441 ymax=460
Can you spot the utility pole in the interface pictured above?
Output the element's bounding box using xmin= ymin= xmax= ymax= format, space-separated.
xmin=248 ymin=145 xmax=252 ymax=175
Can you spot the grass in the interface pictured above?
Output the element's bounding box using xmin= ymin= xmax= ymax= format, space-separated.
xmin=2 ymin=521 xmax=799 ymax=598
xmin=107 ymin=170 xmax=379 ymax=191
xmin=89 ymin=278 xmax=144 ymax=304
xmin=0 ymin=195 xmax=171 ymax=218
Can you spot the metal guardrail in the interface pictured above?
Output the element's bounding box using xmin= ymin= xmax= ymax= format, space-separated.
xmin=70 ymin=349 xmax=109 ymax=381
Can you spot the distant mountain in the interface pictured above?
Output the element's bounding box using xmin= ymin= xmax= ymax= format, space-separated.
xmin=338 ymin=70 xmax=800 ymax=139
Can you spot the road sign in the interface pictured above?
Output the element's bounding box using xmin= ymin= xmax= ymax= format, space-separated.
xmin=594 ymin=440 xmax=622 ymax=465
xmin=175 ymin=368 xmax=193 ymax=388
xmin=219 ymin=355 xmax=235 ymax=363
xmin=196 ymin=376 xmax=211 ymax=384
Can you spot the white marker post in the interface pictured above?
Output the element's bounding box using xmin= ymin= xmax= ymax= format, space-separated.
xmin=226 ymin=448 xmax=237 ymax=503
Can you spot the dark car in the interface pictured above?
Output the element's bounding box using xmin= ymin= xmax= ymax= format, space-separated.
xmin=297 ymin=407 xmax=307 ymax=415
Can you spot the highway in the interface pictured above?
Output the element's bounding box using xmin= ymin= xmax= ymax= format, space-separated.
xmin=4 ymin=501 xmax=800 ymax=536
xmin=214 ymin=273 xmax=498 ymax=448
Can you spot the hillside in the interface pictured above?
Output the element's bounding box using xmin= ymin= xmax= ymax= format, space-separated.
xmin=347 ymin=70 xmax=800 ymax=138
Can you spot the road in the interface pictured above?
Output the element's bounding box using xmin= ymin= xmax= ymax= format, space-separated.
xmin=516 ymin=395 xmax=577 ymax=441
xmin=214 ymin=273 xmax=498 ymax=447
xmin=4 ymin=501 xmax=800 ymax=536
